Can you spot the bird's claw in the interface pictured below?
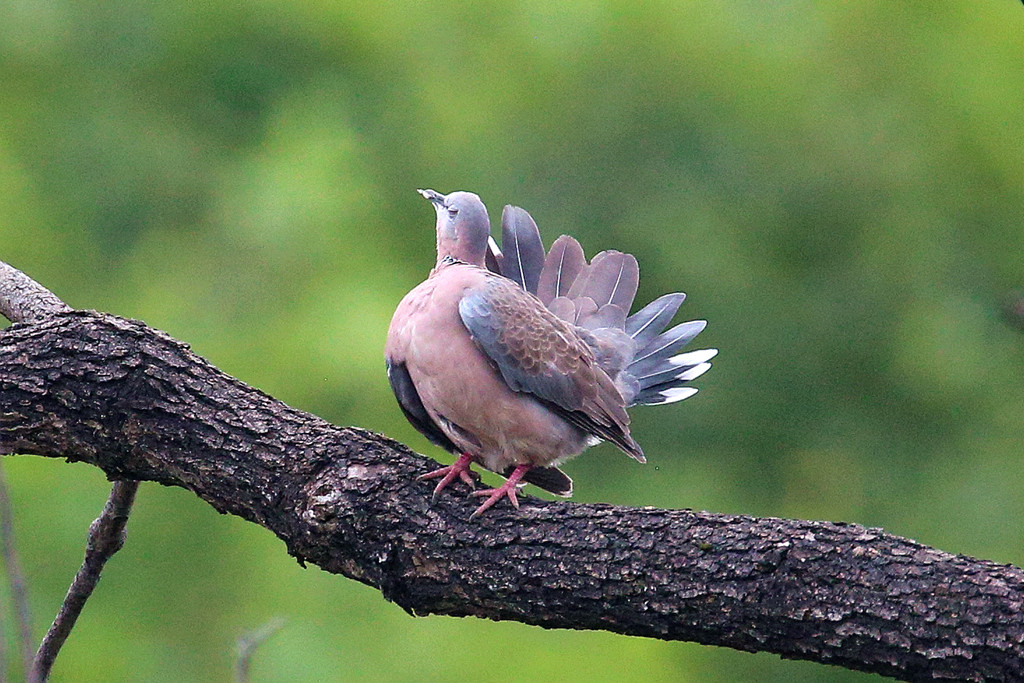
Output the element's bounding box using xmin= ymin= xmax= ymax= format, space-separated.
xmin=417 ymin=454 xmax=477 ymax=502
xmin=468 ymin=463 xmax=532 ymax=518
xmin=469 ymin=481 xmax=526 ymax=518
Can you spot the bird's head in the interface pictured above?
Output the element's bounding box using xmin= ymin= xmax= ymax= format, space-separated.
xmin=418 ymin=189 xmax=491 ymax=268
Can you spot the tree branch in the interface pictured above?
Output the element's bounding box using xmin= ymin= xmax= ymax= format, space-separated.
xmin=0 ymin=308 xmax=1020 ymax=681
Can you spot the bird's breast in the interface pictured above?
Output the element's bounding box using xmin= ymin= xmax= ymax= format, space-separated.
xmin=390 ymin=267 xmax=591 ymax=472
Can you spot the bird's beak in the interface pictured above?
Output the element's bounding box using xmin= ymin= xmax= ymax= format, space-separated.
xmin=417 ymin=189 xmax=446 ymax=207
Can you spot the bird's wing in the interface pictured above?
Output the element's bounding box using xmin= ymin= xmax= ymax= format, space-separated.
xmin=386 ymin=359 xmax=459 ymax=454
xmin=458 ymin=275 xmax=644 ymax=461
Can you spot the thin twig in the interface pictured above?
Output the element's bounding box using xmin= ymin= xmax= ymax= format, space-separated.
xmin=234 ymin=618 xmax=285 ymax=683
xmin=28 ymin=480 xmax=139 ymax=683
xmin=0 ymin=463 xmax=33 ymax=679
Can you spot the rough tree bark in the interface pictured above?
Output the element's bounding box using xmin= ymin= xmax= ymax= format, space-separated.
xmin=0 ymin=307 xmax=1021 ymax=680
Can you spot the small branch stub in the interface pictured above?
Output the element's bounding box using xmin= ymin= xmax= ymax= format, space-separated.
xmin=235 ymin=618 xmax=285 ymax=683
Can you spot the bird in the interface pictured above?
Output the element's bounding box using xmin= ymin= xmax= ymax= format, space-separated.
xmin=385 ymin=189 xmax=716 ymax=517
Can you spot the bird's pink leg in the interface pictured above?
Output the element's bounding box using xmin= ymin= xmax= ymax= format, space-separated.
xmin=417 ymin=453 xmax=477 ymax=503
xmin=470 ymin=464 xmax=531 ymax=518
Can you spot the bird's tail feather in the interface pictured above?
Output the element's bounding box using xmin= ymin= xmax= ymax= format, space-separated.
xmin=493 ymin=206 xmax=545 ymax=294
xmin=487 ymin=207 xmax=715 ymax=408
xmin=508 ymin=464 xmax=573 ymax=497
xmin=622 ymin=307 xmax=714 ymax=406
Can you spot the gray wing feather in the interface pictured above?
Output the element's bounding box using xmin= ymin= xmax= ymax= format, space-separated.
xmin=628 ymin=320 xmax=707 ymax=378
xmin=548 ymin=296 xmax=577 ymax=323
xmin=625 ymin=293 xmax=686 ymax=347
xmin=572 ymin=297 xmax=598 ymax=325
xmin=576 ymin=251 xmax=639 ymax=312
xmin=578 ymin=303 xmax=627 ymax=331
xmin=632 ymin=348 xmax=718 ymax=386
xmin=498 ymin=206 xmax=545 ymax=294
xmin=634 ymin=385 xmax=699 ymax=405
xmin=537 ymin=235 xmax=586 ymax=305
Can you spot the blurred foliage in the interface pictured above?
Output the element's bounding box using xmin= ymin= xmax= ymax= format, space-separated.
xmin=1 ymin=0 xmax=1023 ymax=680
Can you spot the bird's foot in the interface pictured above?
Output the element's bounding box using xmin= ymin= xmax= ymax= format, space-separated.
xmin=417 ymin=453 xmax=477 ymax=503
xmin=469 ymin=464 xmax=531 ymax=518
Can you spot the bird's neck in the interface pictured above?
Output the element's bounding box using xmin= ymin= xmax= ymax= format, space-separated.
xmin=430 ymin=254 xmax=465 ymax=277
xmin=435 ymin=235 xmax=485 ymax=269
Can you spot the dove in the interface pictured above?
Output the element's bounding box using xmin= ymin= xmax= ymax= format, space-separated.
xmin=385 ymin=189 xmax=716 ymax=517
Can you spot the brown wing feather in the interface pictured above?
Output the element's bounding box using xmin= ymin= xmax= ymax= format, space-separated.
xmin=459 ymin=274 xmax=643 ymax=461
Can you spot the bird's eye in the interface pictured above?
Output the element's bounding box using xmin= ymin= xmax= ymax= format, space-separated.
xmin=447 ymin=206 xmax=459 ymax=218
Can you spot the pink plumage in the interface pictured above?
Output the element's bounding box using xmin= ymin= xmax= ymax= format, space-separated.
xmin=385 ymin=190 xmax=715 ymax=517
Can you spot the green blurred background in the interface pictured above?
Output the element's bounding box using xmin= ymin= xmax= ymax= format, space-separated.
xmin=1 ymin=0 xmax=1023 ymax=680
